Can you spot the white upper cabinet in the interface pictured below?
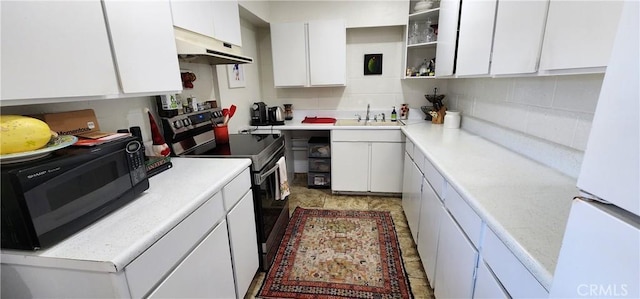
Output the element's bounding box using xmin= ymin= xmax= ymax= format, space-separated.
xmin=1 ymin=0 xmax=119 ymax=101
xmin=455 ymin=0 xmax=497 ymax=76
xmin=308 ymin=20 xmax=347 ymax=86
xmin=211 ymin=0 xmax=243 ymax=47
xmin=170 ymin=0 xmax=242 ymax=46
xmin=539 ymin=0 xmax=623 ymax=73
xmin=434 ymin=0 xmax=461 ymax=77
xmin=170 ymin=1 xmax=215 ymax=38
xmin=270 ymin=19 xmax=346 ymax=87
xmin=1 ymin=0 xmax=182 ymax=104
xmin=103 ymin=0 xmax=182 ymax=94
xmin=271 ymin=22 xmax=309 ymax=87
xmin=490 ymin=0 xmax=549 ymax=75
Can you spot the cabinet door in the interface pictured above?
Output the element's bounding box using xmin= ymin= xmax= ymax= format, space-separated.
xmin=490 ymin=0 xmax=548 ymax=75
xmin=550 ymin=200 xmax=640 ymax=298
xmin=103 ymin=0 xmax=182 ymax=94
xmin=539 ymin=0 xmax=623 ymax=72
xmin=434 ymin=206 xmax=478 ymax=299
xmin=1 ymin=0 xmax=119 ymax=100
xmin=211 ymin=0 xmax=242 ymax=46
xmin=308 ymin=20 xmax=346 ymax=86
xmin=434 ymin=0 xmax=461 ymax=77
xmin=170 ymin=0 xmax=215 ymax=38
xmin=227 ymin=191 xmax=259 ymax=298
xmin=402 ymin=157 xmax=423 ymax=242
xmin=331 ymin=142 xmax=369 ymax=192
xmin=370 ymin=142 xmax=404 ymax=193
xmin=149 ymin=221 xmax=236 ymax=299
xmin=474 ymin=261 xmax=509 ymax=299
xmin=455 ymin=0 xmax=497 ymax=76
xmin=270 ymin=22 xmax=307 ymax=87
xmin=417 ymin=176 xmax=442 ymax=288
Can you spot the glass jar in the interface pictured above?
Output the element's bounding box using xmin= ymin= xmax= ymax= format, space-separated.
xmin=283 ymin=104 xmax=293 ymax=120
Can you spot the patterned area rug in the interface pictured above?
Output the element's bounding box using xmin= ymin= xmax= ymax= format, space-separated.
xmin=258 ymin=208 xmax=413 ymax=299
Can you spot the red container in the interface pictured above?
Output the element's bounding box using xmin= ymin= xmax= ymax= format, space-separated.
xmin=213 ymin=125 xmax=229 ymax=144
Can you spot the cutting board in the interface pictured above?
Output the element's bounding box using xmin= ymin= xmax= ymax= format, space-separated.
xmin=302 ymin=117 xmax=336 ymax=124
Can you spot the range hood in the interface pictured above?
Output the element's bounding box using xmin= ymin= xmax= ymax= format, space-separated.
xmin=174 ymin=27 xmax=253 ymax=65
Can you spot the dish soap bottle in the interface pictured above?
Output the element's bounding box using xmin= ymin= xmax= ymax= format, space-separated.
xmin=391 ymin=106 xmax=397 ymax=122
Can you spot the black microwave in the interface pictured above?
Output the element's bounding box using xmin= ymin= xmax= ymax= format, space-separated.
xmin=1 ymin=136 xmax=149 ymax=250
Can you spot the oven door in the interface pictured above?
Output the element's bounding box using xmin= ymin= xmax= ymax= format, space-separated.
xmin=251 ymin=146 xmax=289 ymax=271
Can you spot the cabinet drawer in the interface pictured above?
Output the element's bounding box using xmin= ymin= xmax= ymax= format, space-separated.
xmin=222 ymin=168 xmax=251 ymax=211
xmin=308 ymin=137 xmax=331 ymax=157
xmin=483 ymin=228 xmax=548 ymax=298
xmin=332 ymin=130 xmax=402 ymax=142
xmin=444 ymin=185 xmax=483 ymax=248
xmin=405 ymin=138 xmax=414 ymax=160
xmin=308 ymin=172 xmax=331 ymax=187
xmin=474 ymin=260 xmax=509 ymax=299
xmin=148 ymin=220 xmax=236 ymax=299
xmin=309 ymin=158 xmax=331 ymax=172
xmin=423 ymin=158 xmax=445 ymax=198
xmin=413 ymin=146 xmax=426 ymax=174
xmin=126 ymin=192 xmax=225 ymax=298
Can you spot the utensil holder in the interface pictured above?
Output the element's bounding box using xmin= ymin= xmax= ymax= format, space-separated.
xmin=432 ymin=106 xmax=446 ymax=124
xmin=213 ymin=125 xmax=229 ymax=144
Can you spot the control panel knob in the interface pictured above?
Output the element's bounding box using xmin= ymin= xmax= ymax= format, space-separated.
xmin=182 ymin=118 xmax=191 ymax=126
xmin=173 ymin=120 xmax=183 ymax=129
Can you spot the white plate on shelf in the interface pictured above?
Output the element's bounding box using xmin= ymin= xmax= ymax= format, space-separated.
xmin=0 ymin=135 xmax=78 ymax=164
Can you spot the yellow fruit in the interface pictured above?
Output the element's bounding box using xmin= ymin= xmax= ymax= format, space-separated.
xmin=0 ymin=115 xmax=53 ymax=154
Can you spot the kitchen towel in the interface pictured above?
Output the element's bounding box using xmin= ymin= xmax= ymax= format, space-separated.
xmin=275 ymin=156 xmax=290 ymax=200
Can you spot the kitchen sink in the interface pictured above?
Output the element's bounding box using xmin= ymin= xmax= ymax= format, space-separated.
xmin=335 ymin=119 xmax=404 ymax=126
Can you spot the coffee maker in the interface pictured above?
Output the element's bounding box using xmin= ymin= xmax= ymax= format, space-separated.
xmin=250 ymin=102 xmax=268 ymax=126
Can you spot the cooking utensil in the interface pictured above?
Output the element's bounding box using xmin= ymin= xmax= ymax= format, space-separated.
xmin=228 ymin=105 xmax=237 ymax=118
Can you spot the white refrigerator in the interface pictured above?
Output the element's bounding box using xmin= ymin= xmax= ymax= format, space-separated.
xmin=550 ymin=1 xmax=640 ymax=298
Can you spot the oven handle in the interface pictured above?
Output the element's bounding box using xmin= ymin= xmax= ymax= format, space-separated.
xmin=255 ymin=163 xmax=280 ymax=185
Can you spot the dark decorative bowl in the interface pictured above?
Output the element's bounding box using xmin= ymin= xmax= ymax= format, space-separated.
xmin=425 ymin=94 xmax=446 ymax=103
xmin=420 ymin=106 xmax=433 ymax=120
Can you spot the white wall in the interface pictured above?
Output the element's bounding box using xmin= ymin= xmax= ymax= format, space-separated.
xmin=258 ymin=25 xmax=447 ymax=115
xmin=1 ymin=97 xmax=156 ymax=146
xmin=214 ymin=19 xmax=263 ymax=133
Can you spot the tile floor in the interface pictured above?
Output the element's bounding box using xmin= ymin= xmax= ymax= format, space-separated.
xmin=244 ymin=174 xmax=435 ymax=299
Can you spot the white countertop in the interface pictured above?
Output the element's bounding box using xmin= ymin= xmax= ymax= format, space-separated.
xmin=1 ymin=158 xmax=251 ymax=273
xmin=246 ymin=118 xmax=574 ymax=289
xmin=244 ymin=117 xmax=424 ymax=132
xmin=402 ymin=123 xmax=576 ymax=290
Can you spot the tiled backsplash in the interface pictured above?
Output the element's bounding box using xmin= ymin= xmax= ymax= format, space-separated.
xmin=447 ymin=74 xmax=604 ymax=178
xmin=448 ymin=74 xmax=604 ymax=152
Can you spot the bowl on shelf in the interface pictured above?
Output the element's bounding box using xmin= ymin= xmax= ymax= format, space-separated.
xmin=414 ymin=0 xmax=435 ymax=12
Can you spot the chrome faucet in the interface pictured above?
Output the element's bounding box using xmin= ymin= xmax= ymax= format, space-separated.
xmin=365 ymin=104 xmax=370 ymax=123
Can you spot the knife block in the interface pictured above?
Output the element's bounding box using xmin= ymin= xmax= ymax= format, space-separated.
xmin=432 ymin=106 xmax=446 ymax=124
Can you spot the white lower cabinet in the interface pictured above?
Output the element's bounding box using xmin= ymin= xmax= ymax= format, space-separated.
xmin=227 ymin=191 xmax=259 ymax=297
xmin=331 ymin=142 xmax=370 ymax=192
xmin=434 ymin=206 xmax=478 ymax=299
xmin=149 ymin=220 xmax=236 ymax=299
xmin=370 ymin=143 xmax=404 ymax=193
xmin=402 ymin=152 xmax=423 ymax=241
xmin=474 ymin=261 xmax=509 ymax=299
xmin=332 ymin=130 xmax=404 ymax=194
xmin=416 ymin=176 xmax=442 ymax=288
